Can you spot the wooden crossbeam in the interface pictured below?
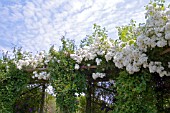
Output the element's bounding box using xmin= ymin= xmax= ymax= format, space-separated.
xmin=25 ymin=68 xmax=47 ymax=72
xmin=160 ymin=48 xmax=170 ymax=55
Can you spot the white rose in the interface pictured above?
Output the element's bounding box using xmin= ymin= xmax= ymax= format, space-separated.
xmin=75 ymin=64 xmax=80 ymax=70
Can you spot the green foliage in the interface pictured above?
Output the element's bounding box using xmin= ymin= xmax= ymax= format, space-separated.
xmin=92 ymin=24 xmax=108 ymax=39
xmin=0 ymin=61 xmax=30 ymax=113
xmin=77 ymin=96 xmax=86 ymax=113
xmin=45 ymin=94 xmax=56 ymax=113
xmin=49 ymin=38 xmax=86 ymax=113
xmin=116 ymin=20 xmax=137 ymax=42
xmin=113 ymin=71 xmax=157 ymax=113
xmin=76 ymin=96 xmax=110 ymax=113
xmin=60 ymin=36 xmax=76 ymax=53
xmin=14 ymin=85 xmax=42 ymax=113
xmin=80 ymin=24 xmax=108 ymax=47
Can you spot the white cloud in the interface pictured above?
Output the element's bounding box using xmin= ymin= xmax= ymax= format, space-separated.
xmin=0 ymin=0 xmax=154 ymax=53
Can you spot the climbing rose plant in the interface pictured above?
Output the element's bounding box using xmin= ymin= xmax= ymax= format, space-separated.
xmin=0 ymin=1 xmax=170 ymax=113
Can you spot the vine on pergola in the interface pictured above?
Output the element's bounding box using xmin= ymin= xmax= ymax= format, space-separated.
xmin=0 ymin=1 xmax=170 ymax=113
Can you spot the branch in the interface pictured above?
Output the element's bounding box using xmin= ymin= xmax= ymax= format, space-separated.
xmin=96 ymin=85 xmax=116 ymax=93
xmin=160 ymin=48 xmax=170 ymax=55
xmin=19 ymin=84 xmax=42 ymax=97
xmin=29 ymin=79 xmax=49 ymax=84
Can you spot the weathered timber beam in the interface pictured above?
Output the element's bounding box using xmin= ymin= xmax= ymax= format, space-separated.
xmin=81 ymin=65 xmax=97 ymax=69
xmin=160 ymin=48 xmax=170 ymax=55
xmin=25 ymin=65 xmax=97 ymax=72
xmin=25 ymin=68 xmax=47 ymax=72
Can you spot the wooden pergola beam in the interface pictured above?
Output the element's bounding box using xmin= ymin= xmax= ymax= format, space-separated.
xmin=160 ymin=48 xmax=170 ymax=55
xmin=25 ymin=65 xmax=97 ymax=72
xmin=25 ymin=68 xmax=47 ymax=72
xmin=81 ymin=65 xmax=97 ymax=69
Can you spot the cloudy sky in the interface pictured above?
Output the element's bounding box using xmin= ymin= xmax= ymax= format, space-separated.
xmin=0 ymin=0 xmax=166 ymax=55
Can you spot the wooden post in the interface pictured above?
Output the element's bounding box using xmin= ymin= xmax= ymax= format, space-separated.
xmin=40 ymin=84 xmax=46 ymax=113
xmin=86 ymin=79 xmax=92 ymax=113
xmin=92 ymin=82 xmax=95 ymax=113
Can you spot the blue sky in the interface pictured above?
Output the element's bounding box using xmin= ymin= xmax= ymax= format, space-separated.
xmin=0 ymin=0 xmax=164 ymax=55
